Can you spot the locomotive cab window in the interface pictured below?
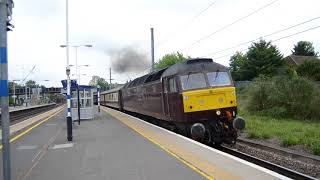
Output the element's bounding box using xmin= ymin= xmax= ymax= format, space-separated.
xmin=207 ymin=72 xmax=231 ymax=87
xmin=168 ymin=78 xmax=177 ymax=92
xmin=180 ymin=73 xmax=207 ymax=90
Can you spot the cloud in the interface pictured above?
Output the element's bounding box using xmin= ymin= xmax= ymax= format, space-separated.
xmin=16 ymin=0 xmax=63 ymax=20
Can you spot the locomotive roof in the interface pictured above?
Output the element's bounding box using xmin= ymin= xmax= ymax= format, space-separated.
xmin=161 ymin=58 xmax=228 ymax=78
xmin=122 ymin=58 xmax=228 ymax=88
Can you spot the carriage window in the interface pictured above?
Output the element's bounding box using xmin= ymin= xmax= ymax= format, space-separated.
xmin=180 ymin=73 xmax=207 ymax=90
xmin=207 ymin=72 xmax=231 ymax=87
xmin=168 ymin=78 xmax=177 ymax=92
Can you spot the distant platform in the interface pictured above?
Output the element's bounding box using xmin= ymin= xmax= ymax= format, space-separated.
xmin=0 ymin=103 xmax=56 ymax=114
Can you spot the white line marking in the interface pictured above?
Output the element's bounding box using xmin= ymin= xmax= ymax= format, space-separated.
xmin=17 ymin=145 xmax=38 ymax=150
xmin=45 ymin=123 xmax=57 ymax=126
xmin=107 ymin=108 xmax=292 ymax=180
xmin=51 ymin=143 xmax=74 ymax=149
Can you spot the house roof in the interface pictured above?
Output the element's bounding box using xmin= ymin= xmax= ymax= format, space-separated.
xmin=285 ymin=55 xmax=313 ymax=66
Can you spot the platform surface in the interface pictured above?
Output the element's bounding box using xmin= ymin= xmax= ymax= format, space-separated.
xmin=0 ymin=108 xmax=204 ymax=180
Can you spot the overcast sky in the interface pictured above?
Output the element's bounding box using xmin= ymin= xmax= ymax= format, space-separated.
xmin=8 ymin=0 xmax=320 ymax=87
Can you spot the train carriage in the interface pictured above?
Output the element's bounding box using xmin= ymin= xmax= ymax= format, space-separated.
xmin=99 ymin=85 xmax=123 ymax=110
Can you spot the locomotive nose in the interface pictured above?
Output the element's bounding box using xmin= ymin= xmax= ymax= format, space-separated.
xmin=191 ymin=123 xmax=206 ymax=140
xmin=233 ymin=117 xmax=245 ymax=130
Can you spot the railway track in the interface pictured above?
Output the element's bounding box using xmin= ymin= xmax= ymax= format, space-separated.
xmin=237 ymin=138 xmax=320 ymax=164
xmin=0 ymin=104 xmax=59 ymax=125
xmin=215 ymin=145 xmax=318 ymax=180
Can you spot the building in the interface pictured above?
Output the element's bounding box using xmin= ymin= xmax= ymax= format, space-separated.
xmin=284 ymin=55 xmax=314 ymax=68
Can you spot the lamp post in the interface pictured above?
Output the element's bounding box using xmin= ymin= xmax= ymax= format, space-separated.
xmin=1 ymin=1 xmax=14 ymax=179
xmin=64 ymin=0 xmax=72 ymax=141
xmin=60 ymin=44 xmax=92 ymax=85
xmin=78 ymin=65 xmax=88 ymax=85
xmin=70 ymin=64 xmax=89 ymax=85
xmin=97 ymin=85 xmax=101 ymax=113
xmin=25 ymin=84 xmax=28 ymax=107
xmin=60 ymin=6 xmax=92 ymax=132
xmin=72 ymin=73 xmax=86 ymax=83
xmin=71 ymin=73 xmax=85 ymax=125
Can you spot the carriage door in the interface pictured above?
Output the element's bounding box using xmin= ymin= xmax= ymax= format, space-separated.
xmin=167 ymin=77 xmax=178 ymax=120
xmin=163 ymin=78 xmax=170 ymax=117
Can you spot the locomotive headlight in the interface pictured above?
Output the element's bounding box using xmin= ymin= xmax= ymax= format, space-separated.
xmin=216 ymin=110 xmax=221 ymax=116
xmin=183 ymin=96 xmax=189 ymax=100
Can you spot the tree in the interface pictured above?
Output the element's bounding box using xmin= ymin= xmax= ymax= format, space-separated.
xmin=8 ymin=81 xmax=22 ymax=92
xmin=89 ymin=76 xmax=109 ymax=90
xmin=292 ymin=41 xmax=318 ymax=56
xmin=296 ymin=58 xmax=320 ymax=81
xmin=25 ymin=80 xmax=37 ymax=88
xmin=244 ymin=39 xmax=284 ymax=80
xmin=229 ymin=52 xmax=247 ymax=81
xmin=155 ymin=52 xmax=190 ymax=70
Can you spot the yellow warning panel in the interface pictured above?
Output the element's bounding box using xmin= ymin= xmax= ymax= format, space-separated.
xmin=182 ymin=87 xmax=237 ymax=113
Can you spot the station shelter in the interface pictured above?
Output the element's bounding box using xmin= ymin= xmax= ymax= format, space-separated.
xmin=61 ymin=80 xmax=96 ymax=121
xmin=71 ymin=85 xmax=96 ymax=120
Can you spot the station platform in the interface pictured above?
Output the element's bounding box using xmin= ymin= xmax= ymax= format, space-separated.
xmin=0 ymin=106 xmax=291 ymax=180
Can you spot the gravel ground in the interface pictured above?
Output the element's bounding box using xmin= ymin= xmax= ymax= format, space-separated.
xmin=232 ymin=143 xmax=320 ymax=179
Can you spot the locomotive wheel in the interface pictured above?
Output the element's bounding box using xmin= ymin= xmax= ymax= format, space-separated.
xmin=212 ymin=141 xmax=222 ymax=147
xmin=203 ymin=129 xmax=212 ymax=145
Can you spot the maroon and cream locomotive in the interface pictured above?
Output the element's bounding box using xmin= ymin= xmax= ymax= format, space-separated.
xmin=97 ymin=58 xmax=245 ymax=145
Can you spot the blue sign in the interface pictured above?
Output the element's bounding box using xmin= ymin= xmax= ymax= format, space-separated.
xmin=61 ymin=80 xmax=78 ymax=89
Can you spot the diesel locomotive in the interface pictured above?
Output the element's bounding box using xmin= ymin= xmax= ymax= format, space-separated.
xmin=97 ymin=58 xmax=245 ymax=145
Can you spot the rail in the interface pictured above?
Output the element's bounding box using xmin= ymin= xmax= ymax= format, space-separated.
xmin=0 ymin=103 xmax=59 ymax=125
xmin=216 ymin=145 xmax=317 ymax=180
xmin=237 ymin=138 xmax=320 ymax=164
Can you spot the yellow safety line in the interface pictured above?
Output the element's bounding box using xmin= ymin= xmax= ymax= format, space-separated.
xmin=0 ymin=107 xmax=64 ymax=150
xmin=101 ymin=108 xmax=214 ymax=180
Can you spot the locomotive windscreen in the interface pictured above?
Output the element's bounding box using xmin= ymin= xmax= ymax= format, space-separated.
xmin=180 ymin=73 xmax=207 ymax=90
xmin=207 ymin=72 xmax=232 ymax=87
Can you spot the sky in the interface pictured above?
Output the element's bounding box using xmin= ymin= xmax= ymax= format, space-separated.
xmin=7 ymin=0 xmax=320 ymax=87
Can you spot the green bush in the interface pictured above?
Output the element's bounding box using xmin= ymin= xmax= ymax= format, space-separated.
xmin=281 ymin=135 xmax=300 ymax=147
xmin=244 ymin=75 xmax=320 ymax=120
xmin=296 ymin=58 xmax=320 ymax=81
xmin=9 ymin=97 xmax=14 ymax=106
xmin=312 ymin=144 xmax=320 ymax=155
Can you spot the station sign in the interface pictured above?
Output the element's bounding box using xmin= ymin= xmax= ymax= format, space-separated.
xmin=61 ymin=80 xmax=78 ymax=89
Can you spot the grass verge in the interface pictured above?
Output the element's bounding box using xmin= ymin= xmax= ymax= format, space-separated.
xmin=240 ymin=111 xmax=320 ymax=155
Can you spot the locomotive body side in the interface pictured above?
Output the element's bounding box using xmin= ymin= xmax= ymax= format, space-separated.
xmin=122 ymin=72 xmax=165 ymax=120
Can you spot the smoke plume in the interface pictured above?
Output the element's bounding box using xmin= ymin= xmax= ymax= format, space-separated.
xmin=110 ymin=47 xmax=150 ymax=73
